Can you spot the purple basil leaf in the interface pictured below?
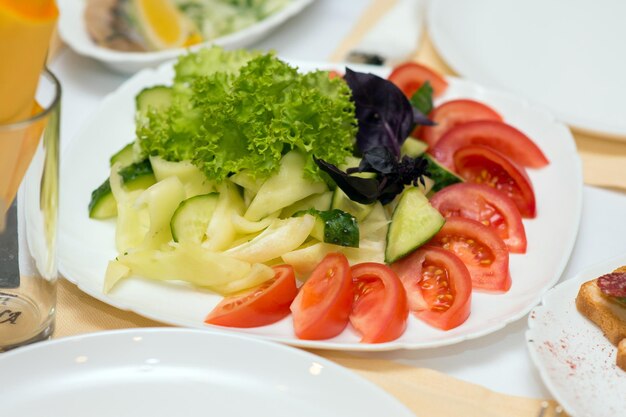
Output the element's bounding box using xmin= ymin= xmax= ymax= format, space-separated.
xmin=378 ymin=182 xmax=405 ymax=205
xmin=344 ymin=68 xmax=416 ymax=157
xmin=349 ymin=146 xmax=398 ymax=175
xmin=314 ymin=157 xmax=380 ymax=204
xmin=316 ymin=150 xmax=429 ymax=206
xmin=413 ymin=107 xmax=435 ymax=126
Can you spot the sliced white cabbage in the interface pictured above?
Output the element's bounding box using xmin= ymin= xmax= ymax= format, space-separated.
xmin=110 ymin=163 xmax=149 ymax=253
xmin=109 ymin=243 xmax=273 ymax=294
xmin=281 ymin=239 xmax=384 ymax=278
xmin=244 ymin=151 xmax=327 ymax=221
xmin=231 ymin=210 xmax=280 ymax=235
xmin=103 ymin=260 xmax=131 ymax=294
xmin=359 ymin=201 xmax=390 ymax=242
xmin=203 ymin=180 xmax=245 ymax=251
xmin=149 ymin=156 xmax=214 ymax=198
xmin=225 ymin=215 xmax=315 ymax=264
xmin=280 ymin=191 xmax=333 ymax=218
xmin=136 ymin=176 xmax=186 ymax=250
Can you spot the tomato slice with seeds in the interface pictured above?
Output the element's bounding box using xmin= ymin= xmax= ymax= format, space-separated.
xmin=391 ymin=246 xmax=471 ymax=330
xmin=428 ymin=217 xmax=510 ymax=293
xmin=454 ymin=145 xmax=536 ymax=218
xmin=429 ymin=183 xmax=527 ymax=253
xmin=430 ymin=120 xmax=549 ymax=169
xmin=387 ymin=62 xmax=449 ymax=98
xmin=290 ymin=253 xmax=353 ymax=340
xmin=205 ymin=265 xmax=297 ymax=328
xmin=350 ymin=263 xmax=408 ymax=343
xmin=416 ymin=100 xmax=503 ymax=147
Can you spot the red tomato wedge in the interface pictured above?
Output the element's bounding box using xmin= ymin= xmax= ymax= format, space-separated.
xmin=454 ymin=145 xmax=536 ymax=218
xmin=428 ymin=217 xmax=511 ymax=293
xmin=387 ymin=62 xmax=449 ymax=98
xmin=290 ymin=253 xmax=353 ymax=340
xmin=328 ymin=70 xmax=343 ymax=80
xmin=205 ymin=265 xmax=298 ymax=328
xmin=429 ymin=183 xmax=527 ymax=253
xmin=417 ymin=100 xmax=503 ymax=147
xmin=350 ymin=263 xmax=408 ymax=343
xmin=391 ymin=246 xmax=471 ymax=330
xmin=430 ymin=120 xmax=549 ymax=169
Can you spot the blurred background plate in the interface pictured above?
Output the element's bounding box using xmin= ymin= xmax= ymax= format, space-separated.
xmin=57 ymin=0 xmax=314 ymax=73
xmin=0 ymin=328 xmax=415 ymax=417
xmin=428 ymin=0 xmax=626 ymax=140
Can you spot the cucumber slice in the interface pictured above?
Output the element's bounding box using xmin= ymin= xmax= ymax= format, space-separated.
xmin=109 ymin=143 xmax=135 ymax=167
xmin=136 ymin=86 xmax=173 ymax=117
xmin=331 ymin=188 xmax=375 ymax=221
xmin=296 ymin=208 xmax=359 ymax=248
xmin=170 ymin=193 xmax=219 ymax=244
xmin=424 ymin=154 xmax=463 ymax=192
xmin=245 ymin=151 xmax=327 ymax=221
xmin=401 ymin=138 xmax=428 ymax=157
xmin=88 ymin=160 xmax=156 ymax=219
xmin=88 ymin=180 xmax=117 ymax=219
xmin=118 ymin=160 xmax=157 ymax=191
xmin=385 ymin=187 xmax=445 ymax=263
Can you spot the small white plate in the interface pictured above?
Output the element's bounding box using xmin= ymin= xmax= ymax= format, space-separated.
xmin=57 ymin=0 xmax=314 ymax=73
xmin=0 ymin=328 xmax=414 ymax=417
xmin=526 ymin=254 xmax=626 ymax=417
xmin=58 ymin=59 xmax=583 ymax=351
xmin=428 ymin=0 xmax=626 ymax=139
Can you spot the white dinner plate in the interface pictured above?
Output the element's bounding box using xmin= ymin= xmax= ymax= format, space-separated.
xmin=428 ymin=0 xmax=626 ymax=139
xmin=57 ymin=0 xmax=314 ymax=73
xmin=526 ymin=254 xmax=626 ymax=417
xmin=58 ymin=58 xmax=583 ymax=351
xmin=0 ymin=328 xmax=414 ymax=417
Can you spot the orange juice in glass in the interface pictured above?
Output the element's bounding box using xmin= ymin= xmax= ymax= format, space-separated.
xmin=0 ymin=70 xmax=60 ymax=351
xmin=0 ymin=0 xmax=60 ymax=350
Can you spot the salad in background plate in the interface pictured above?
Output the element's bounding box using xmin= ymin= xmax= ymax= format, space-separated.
xmin=57 ymin=0 xmax=314 ymax=73
xmin=84 ymin=0 xmax=292 ymax=52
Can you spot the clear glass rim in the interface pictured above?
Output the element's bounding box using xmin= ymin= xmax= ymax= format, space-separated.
xmin=0 ymin=67 xmax=61 ymax=131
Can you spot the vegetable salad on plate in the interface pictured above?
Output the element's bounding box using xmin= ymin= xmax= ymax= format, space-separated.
xmin=89 ymin=47 xmax=548 ymax=343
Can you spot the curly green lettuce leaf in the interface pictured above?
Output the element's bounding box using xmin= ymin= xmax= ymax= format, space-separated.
xmin=137 ymin=49 xmax=357 ymax=183
xmin=173 ymin=46 xmax=259 ymax=84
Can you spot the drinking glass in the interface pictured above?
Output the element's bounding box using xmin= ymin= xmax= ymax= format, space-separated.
xmin=0 ymin=69 xmax=60 ymax=351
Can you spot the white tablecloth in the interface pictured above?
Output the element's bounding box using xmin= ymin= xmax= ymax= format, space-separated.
xmin=49 ymin=0 xmax=626 ymax=400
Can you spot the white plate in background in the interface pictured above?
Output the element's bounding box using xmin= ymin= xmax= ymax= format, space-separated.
xmin=57 ymin=0 xmax=314 ymax=73
xmin=58 ymin=59 xmax=583 ymax=351
xmin=428 ymin=0 xmax=626 ymax=139
xmin=0 ymin=328 xmax=415 ymax=417
xmin=526 ymin=254 xmax=626 ymax=417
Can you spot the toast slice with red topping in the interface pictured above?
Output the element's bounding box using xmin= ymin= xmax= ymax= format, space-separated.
xmin=576 ymin=266 xmax=626 ymax=371
xmin=618 ymin=339 xmax=626 ymax=371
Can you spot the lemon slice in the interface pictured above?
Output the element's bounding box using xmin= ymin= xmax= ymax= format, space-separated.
xmin=132 ymin=0 xmax=195 ymax=50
